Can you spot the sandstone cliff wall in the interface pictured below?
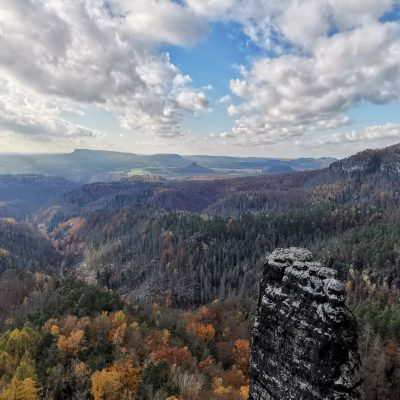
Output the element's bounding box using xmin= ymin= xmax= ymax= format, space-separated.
xmin=250 ymin=248 xmax=363 ymax=400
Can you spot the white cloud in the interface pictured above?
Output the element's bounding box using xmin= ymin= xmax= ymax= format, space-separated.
xmin=175 ymin=89 xmax=209 ymax=112
xmin=1 ymin=0 xmax=400 ymax=152
xmin=173 ymin=74 xmax=193 ymax=87
xmin=0 ymin=0 xmax=209 ymax=145
xmin=227 ymin=14 xmax=400 ymax=145
xmin=212 ymin=0 xmax=400 ymax=145
xmin=227 ymin=104 xmax=238 ymax=116
xmin=111 ymin=0 xmax=207 ymax=46
xmin=202 ymin=84 xmax=214 ymax=90
xmin=219 ymin=95 xmax=231 ymax=104
xmin=185 ymin=0 xmax=238 ymax=17
xmin=319 ymin=123 xmax=400 ymax=145
xmin=184 ymin=1 xmax=400 ymax=148
xmin=0 ymin=77 xmax=101 ymax=142
xmin=186 ymin=0 xmax=398 ymax=50
xmin=219 ymin=131 xmax=235 ymax=138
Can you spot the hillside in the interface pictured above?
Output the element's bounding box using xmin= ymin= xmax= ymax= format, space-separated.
xmin=0 ymin=218 xmax=61 ymax=327
xmin=0 ymin=175 xmax=79 ymax=219
xmin=330 ymin=143 xmax=400 ymax=175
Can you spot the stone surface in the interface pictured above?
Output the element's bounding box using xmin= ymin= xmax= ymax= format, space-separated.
xmin=250 ymin=247 xmax=363 ymax=400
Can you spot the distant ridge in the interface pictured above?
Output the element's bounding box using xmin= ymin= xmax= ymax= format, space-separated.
xmin=174 ymin=162 xmax=214 ymax=174
xmin=72 ymin=148 xmax=137 ymax=156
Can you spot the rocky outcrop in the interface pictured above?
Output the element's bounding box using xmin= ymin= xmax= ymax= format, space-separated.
xmin=330 ymin=143 xmax=400 ymax=175
xmin=250 ymin=248 xmax=363 ymax=400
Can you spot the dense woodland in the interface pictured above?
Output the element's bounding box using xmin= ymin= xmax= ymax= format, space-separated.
xmin=1 ymin=145 xmax=400 ymax=399
xmin=0 ymin=279 xmax=252 ymax=400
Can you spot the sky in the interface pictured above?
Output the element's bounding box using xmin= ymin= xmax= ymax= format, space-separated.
xmin=1 ymin=1 xmax=400 ymax=158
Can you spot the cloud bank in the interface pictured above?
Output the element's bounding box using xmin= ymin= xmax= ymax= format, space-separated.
xmin=0 ymin=0 xmax=209 ymax=146
xmin=190 ymin=0 xmax=400 ymax=146
xmin=1 ymin=0 xmax=400 ymax=153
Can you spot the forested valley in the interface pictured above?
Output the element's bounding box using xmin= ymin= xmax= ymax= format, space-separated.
xmin=1 ymin=144 xmax=400 ymax=399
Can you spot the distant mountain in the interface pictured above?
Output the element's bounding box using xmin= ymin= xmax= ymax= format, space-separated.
xmin=174 ymin=162 xmax=214 ymax=174
xmin=186 ymin=155 xmax=336 ymax=171
xmin=330 ymin=143 xmax=400 ymax=175
xmin=0 ymin=149 xmax=336 ymax=182
xmin=147 ymin=154 xmax=189 ymax=168
xmin=264 ymin=164 xmax=295 ymax=173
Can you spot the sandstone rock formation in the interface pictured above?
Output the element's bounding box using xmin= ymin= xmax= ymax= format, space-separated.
xmin=330 ymin=143 xmax=400 ymax=175
xmin=250 ymin=248 xmax=363 ymax=400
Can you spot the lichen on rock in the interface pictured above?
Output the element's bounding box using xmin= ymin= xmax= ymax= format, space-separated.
xmin=250 ymin=247 xmax=363 ymax=400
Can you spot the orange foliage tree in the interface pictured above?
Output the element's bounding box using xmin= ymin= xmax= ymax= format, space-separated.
xmin=57 ymin=330 xmax=85 ymax=357
xmin=233 ymin=339 xmax=250 ymax=378
xmin=91 ymin=358 xmax=141 ymax=400
xmin=186 ymin=322 xmax=216 ymax=342
xmin=151 ymin=346 xmax=196 ymax=366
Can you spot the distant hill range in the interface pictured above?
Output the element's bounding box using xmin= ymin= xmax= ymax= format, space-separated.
xmin=0 ymin=148 xmax=336 ymax=182
xmin=3 ymin=143 xmax=400 ymax=219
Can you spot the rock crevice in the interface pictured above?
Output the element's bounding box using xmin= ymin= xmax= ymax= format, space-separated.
xmin=250 ymin=248 xmax=363 ymax=400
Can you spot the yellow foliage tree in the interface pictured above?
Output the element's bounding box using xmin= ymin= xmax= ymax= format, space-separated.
xmin=57 ymin=330 xmax=85 ymax=356
xmin=91 ymin=369 xmax=122 ymax=400
xmin=240 ymin=385 xmax=249 ymax=399
xmin=50 ymin=325 xmax=60 ymax=336
xmin=91 ymin=358 xmax=141 ymax=400
xmin=0 ymin=326 xmax=41 ymax=360
xmin=14 ymin=354 xmax=37 ymax=381
xmin=161 ymin=329 xmax=170 ymax=346
xmin=0 ymin=377 xmax=39 ymax=400
xmin=213 ymin=385 xmax=231 ymax=395
xmin=0 ymin=350 xmax=14 ymax=381
xmin=113 ymin=311 xmax=126 ymax=324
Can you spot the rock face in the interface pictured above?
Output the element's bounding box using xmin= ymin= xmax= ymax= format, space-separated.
xmin=330 ymin=143 xmax=400 ymax=175
xmin=250 ymin=248 xmax=363 ymax=400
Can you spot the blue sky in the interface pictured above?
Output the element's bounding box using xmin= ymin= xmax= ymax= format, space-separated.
xmin=163 ymin=21 xmax=256 ymax=138
xmin=1 ymin=0 xmax=400 ymax=158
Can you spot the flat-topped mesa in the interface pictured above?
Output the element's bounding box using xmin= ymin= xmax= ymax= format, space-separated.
xmin=250 ymin=248 xmax=363 ymax=400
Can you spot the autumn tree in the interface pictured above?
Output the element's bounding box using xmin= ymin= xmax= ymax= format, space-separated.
xmin=233 ymin=339 xmax=250 ymax=378
xmin=91 ymin=358 xmax=141 ymax=400
xmin=0 ymin=326 xmax=41 ymax=360
xmin=151 ymin=346 xmax=195 ymax=366
xmin=186 ymin=322 xmax=215 ymax=342
xmin=14 ymin=353 xmax=37 ymax=381
xmin=113 ymin=310 xmax=126 ymax=324
xmin=0 ymin=377 xmax=39 ymax=400
xmin=57 ymin=329 xmax=85 ymax=357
